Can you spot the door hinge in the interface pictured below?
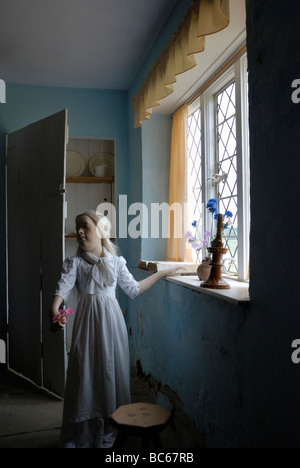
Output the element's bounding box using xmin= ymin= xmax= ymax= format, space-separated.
xmin=59 ymin=184 xmax=66 ymax=195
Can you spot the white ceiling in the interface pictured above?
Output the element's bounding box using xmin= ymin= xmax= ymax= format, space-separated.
xmin=0 ymin=0 xmax=246 ymax=114
xmin=0 ymin=0 xmax=178 ymax=89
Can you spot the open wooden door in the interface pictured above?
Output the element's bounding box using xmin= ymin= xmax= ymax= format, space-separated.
xmin=6 ymin=110 xmax=68 ymax=397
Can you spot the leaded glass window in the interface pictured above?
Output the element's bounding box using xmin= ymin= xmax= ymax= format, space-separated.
xmin=187 ymin=108 xmax=202 ymax=262
xmin=216 ymin=81 xmax=238 ymax=274
xmin=186 ymin=54 xmax=249 ymax=280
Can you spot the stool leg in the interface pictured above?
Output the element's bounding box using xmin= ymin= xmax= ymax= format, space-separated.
xmin=113 ymin=432 xmax=127 ymax=448
xmin=151 ymin=432 xmax=163 ymax=449
xmin=141 ymin=435 xmax=151 ymax=449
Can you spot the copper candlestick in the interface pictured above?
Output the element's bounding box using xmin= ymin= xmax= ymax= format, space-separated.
xmin=201 ymin=214 xmax=230 ymax=289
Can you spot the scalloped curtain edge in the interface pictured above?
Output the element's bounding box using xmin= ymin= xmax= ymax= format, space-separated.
xmin=131 ymin=0 xmax=230 ymax=128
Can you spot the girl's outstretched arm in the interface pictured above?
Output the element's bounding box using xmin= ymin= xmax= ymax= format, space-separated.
xmin=138 ymin=267 xmax=180 ymax=296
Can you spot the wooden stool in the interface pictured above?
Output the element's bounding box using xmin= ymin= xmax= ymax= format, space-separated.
xmin=111 ymin=402 xmax=171 ymax=449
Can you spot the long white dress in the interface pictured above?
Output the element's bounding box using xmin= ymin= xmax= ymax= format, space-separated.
xmin=54 ymin=248 xmax=140 ymax=448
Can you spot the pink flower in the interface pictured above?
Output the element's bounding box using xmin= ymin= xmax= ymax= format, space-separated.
xmin=52 ymin=307 xmax=74 ymax=324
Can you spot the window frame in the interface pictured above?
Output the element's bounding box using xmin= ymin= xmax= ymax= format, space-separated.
xmin=187 ymin=53 xmax=250 ymax=281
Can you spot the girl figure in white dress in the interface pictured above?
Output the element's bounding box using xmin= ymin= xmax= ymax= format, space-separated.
xmin=50 ymin=210 xmax=179 ymax=448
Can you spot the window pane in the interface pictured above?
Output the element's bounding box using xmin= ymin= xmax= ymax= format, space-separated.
xmin=187 ymin=108 xmax=202 ymax=262
xmin=216 ymin=81 xmax=238 ymax=275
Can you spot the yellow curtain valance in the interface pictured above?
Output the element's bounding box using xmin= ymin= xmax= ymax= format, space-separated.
xmin=131 ymin=0 xmax=230 ymax=128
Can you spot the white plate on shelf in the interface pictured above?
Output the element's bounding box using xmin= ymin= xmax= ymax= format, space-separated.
xmin=88 ymin=152 xmax=114 ymax=177
xmin=66 ymin=151 xmax=86 ymax=177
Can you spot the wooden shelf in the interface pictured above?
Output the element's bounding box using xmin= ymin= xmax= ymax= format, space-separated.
xmin=66 ymin=176 xmax=114 ymax=184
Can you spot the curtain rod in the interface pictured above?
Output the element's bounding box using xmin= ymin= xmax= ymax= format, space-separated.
xmin=186 ymin=44 xmax=247 ymax=107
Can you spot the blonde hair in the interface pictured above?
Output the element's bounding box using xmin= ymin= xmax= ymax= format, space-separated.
xmin=76 ymin=210 xmax=117 ymax=256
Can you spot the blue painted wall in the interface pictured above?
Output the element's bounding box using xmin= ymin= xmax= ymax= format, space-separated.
xmin=127 ymin=0 xmax=192 ymax=266
xmin=238 ymin=0 xmax=300 ymax=448
xmin=124 ymin=0 xmax=300 ymax=448
xmin=127 ymin=267 xmax=247 ymax=447
xmin=141 ymin=114 xmax=172 ymax=260
xmin=1 ymin=0 xmax=299 ymax=448
xmin=120 ymin=0 xmax=191 ymax=374
xmin=0 ymin=83 xmax=129 ymax=339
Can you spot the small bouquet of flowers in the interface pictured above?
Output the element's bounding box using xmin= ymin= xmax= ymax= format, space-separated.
xmin=52 ymin=307 xmax=74 ymax=326
xmin=185 ymin=199 xmax=234 ymax=259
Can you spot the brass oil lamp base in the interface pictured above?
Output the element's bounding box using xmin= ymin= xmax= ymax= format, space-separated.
xmin=200 ymin=213 xmax=231 ymax=290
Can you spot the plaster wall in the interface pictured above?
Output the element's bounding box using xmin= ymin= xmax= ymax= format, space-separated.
xmin=238 ymin=0 xmax=300 ymax=447
xmin=0 ymin=83 xmax=129 ymax=339
xmin=124 ymin=0 xmax=300 ymax=447
xmin=127 ymin=268 xmax=247 ymax=447
xmin=1 ymin=0 xmax=299 ymax=447
xmin=127 ymin=0 xmax=192 ymax=267
xmin=141 ymin=114 xmax=172 ymax=261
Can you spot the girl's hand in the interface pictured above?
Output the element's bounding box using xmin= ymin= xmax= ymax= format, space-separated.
xmin=49 ymin=309 xmax=65 ymax=333
xmin=160 ymin=267 xmax=182 ymax=278
xmin=49 ymin=295 xmax=67 ymax=332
